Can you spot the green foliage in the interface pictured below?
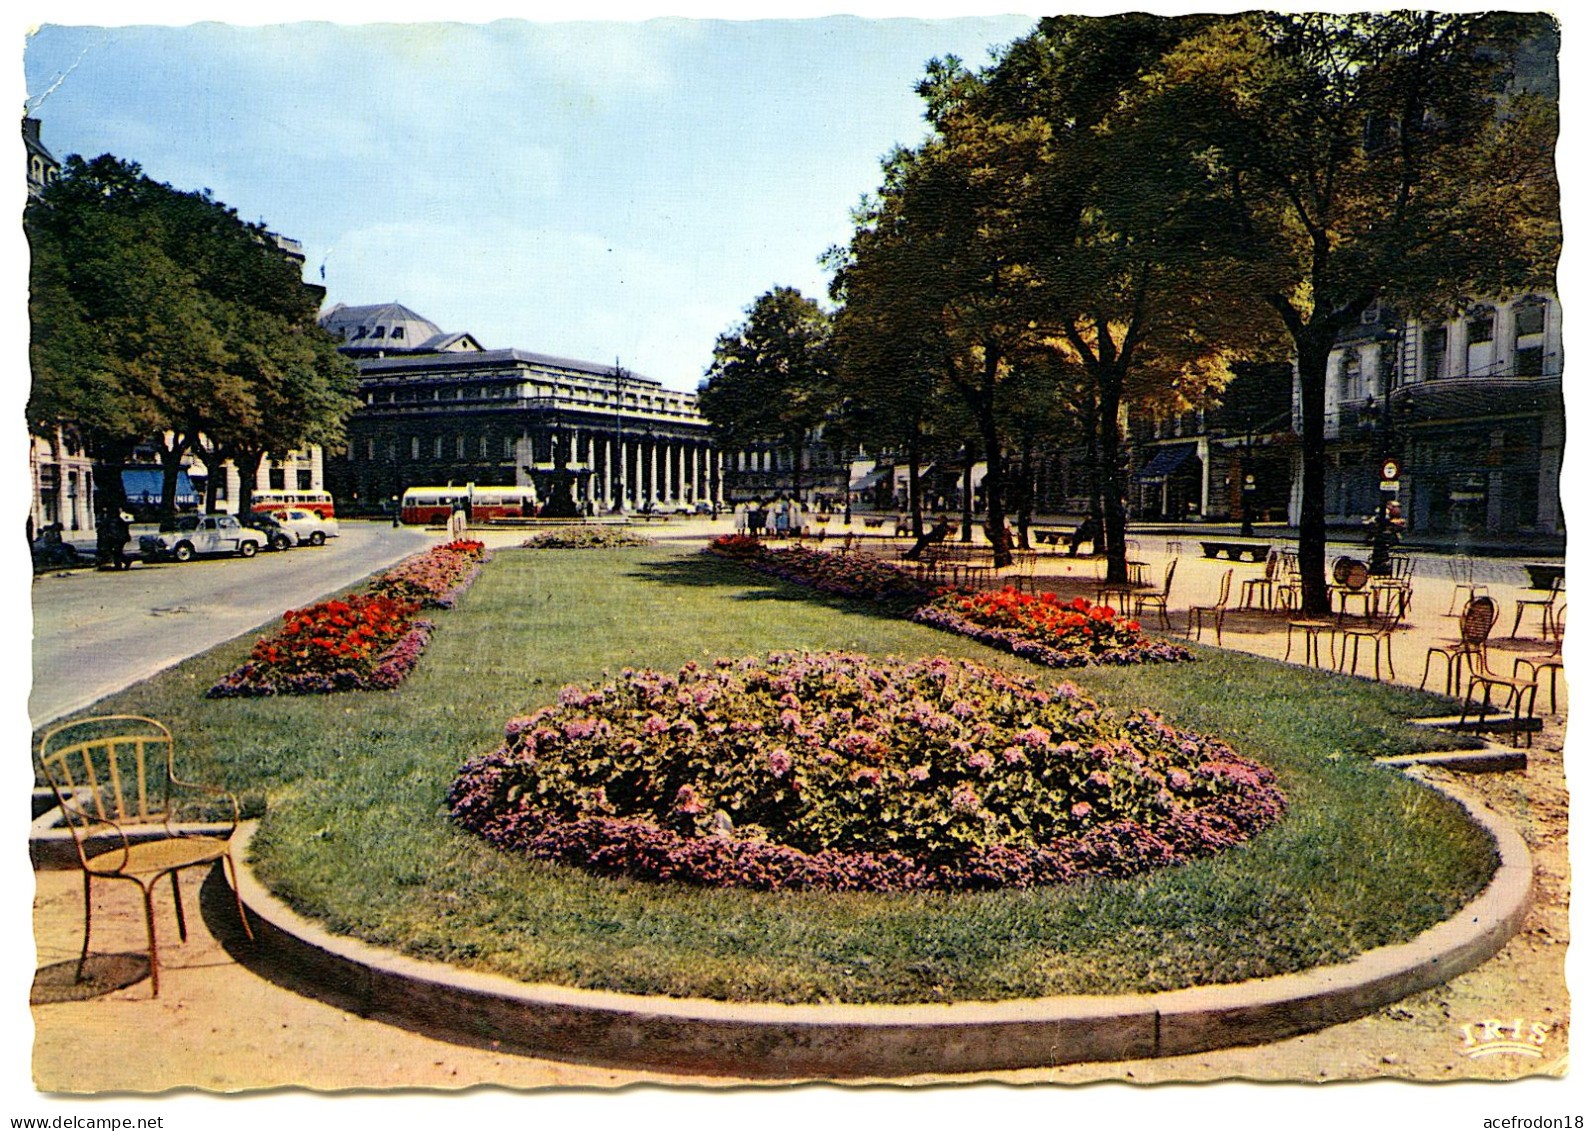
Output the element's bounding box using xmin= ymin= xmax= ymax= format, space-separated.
xmin=698 ymin=287 xmax=835 ymax=488
xmin=25 ymin=153 xmax=359 ymax=512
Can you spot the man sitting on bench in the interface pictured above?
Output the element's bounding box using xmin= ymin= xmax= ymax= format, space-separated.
xmin=904 ymin=516 xmax=952 ymax=560
xmin=1068 ymin=517 xmax=1100 ymax=557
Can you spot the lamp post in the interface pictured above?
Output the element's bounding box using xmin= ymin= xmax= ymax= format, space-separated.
xmin=1364 ymin=333 xmax=1406 ymax=576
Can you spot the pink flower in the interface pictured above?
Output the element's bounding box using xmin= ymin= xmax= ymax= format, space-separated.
xmin=951 ymin=785 xmax=981 ymax=813
xmin=1087 ymin=770 xmax=1111 ymax=789
xmin=1002 ymin=746 xmax=1026 ymax=765
xmin=675 ymin=784 xmax=705 ymax=815
xmin=1071 ymin=801 xmax=1093 ymax=820
xmin=908 ymin=765 xmax=930 ymax=782
xmin=643 ymin=714 xmax=669 ymax=735
xmin=967 ymin=751 xmax=994 ymax=772
xmin=768 ymin=748 xmax=793 ymax=777
xmin=1018 ymin=726 xmax=1050 ymax=749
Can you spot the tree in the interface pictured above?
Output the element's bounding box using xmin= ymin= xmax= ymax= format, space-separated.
xmin=1127 ymin=12 xmax=1560 ymax=612
xmin=27 ymin=154 xmax=358 ymax=525
xmin=699 ymin=287 xmax=835 ymax=502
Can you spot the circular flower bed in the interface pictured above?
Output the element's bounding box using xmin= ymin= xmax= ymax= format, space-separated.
xmin=521 ymin=526 xmax=656 ymax=550
xmin=449 ymin=651 xmax=1285 ymax=892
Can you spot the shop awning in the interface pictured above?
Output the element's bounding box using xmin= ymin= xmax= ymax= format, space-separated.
xmin=850 ymin=468 xmax=889 ymax=491
xmin=122 ymin=469 xmax=198 ymax=506
xmin=1132 ymin=443 xmax=1198 ymax=484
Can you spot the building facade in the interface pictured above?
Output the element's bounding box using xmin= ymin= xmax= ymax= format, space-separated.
xmin=321 ymin=304 xmax=718 ymax=514
xmin=1318 ymin=293 xmax=1563 ymax=541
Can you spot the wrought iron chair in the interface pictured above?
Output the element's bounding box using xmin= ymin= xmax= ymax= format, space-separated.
xmin=1187 ymin=568 xmax=1234 ymax=645
xmin=1420 ymin=596 xmax=1499 ymax=697
xmin=1335 ymin=603 xmax=1404 ymax=682
xmin=1239 ymin=550 xmax=1281 ymax=611
xmin=1511 ymin=575 xmax=1564 ymax=640
xmin=1515 ymin=604 xmax=1566 ymax=715
xmin=1133 ymin=559 xmax=1178 ymax=630
xmin=1460 ymin=655 xmax=1541 ymax=749
xmin=36 ymin=716 xmax=252 ymax=997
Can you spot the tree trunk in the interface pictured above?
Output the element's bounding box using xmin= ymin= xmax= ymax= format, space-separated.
xmin=1295 ymin=333 xmax=1333 ymax=615
xmin=232 ymin=448 xmax=266 ymax=516
xmin=1015 ymin=438 xmax=1034 ymax=550
xmin=906 ymin=426 xmax=924 ymax=539
xmin=979 ymin=350 xmax=1011 ymax=567
xmin=90 ymin=438 xmax=132 ymax=567
xmin=158 ymin=433 xmax=190 ymax=518
xmin=960 ymin=447 xmax=975 ymax=543
xmin=1097 ymin=373 xmax=1128 ymax=585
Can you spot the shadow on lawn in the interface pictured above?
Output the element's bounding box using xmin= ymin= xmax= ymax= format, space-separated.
xmin=623 ymin=553 xmax=921 ymax=623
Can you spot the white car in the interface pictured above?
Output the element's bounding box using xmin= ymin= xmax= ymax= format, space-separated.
xmin=268 ymin=508 xmax=340 ymax=546
xmin=139 ymin=514 xmax=266 ymax=562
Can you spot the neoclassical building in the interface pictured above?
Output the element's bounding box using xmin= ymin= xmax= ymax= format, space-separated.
xmin=321 ymin=303 xmax=719 ymax=513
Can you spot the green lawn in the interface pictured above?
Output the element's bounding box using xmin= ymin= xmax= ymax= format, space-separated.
xmin=65 ymin=545 xmax=1497 ymax=1004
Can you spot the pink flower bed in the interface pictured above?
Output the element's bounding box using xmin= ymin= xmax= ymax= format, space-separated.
xmin=449 ymin=651 xmax=1285 ymax=892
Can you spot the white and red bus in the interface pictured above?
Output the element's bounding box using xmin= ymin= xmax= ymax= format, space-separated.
xmin=400 ymin=485 xmax=539 ymax=525
xmin=251 ymin=490 xmax=336 ymax=519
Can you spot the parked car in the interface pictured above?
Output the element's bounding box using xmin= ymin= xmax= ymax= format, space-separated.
xmin=239 ymin=512 xmax=295 ymax=552
xmin=266 ymin=507 xmax=340 ymax=546
xmin=139 ymin=514 xmax=266 ymax=562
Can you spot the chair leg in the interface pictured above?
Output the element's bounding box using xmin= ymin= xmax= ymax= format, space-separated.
xmin=222 ymin=854 xmax=254 ymax=942
xmin=170 ymin=869 xmax=188 ymax=943
xmin=141 ymin=885 xmax=162 ymax=998
xmin=76 ymin=871 xmax=93 ymax=983
xmin=1214 ymin=609 xmax=1225 ymax=646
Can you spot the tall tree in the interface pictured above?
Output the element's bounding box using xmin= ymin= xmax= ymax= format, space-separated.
xmin=26 ymin=154 xmax=357 ymax=525
xmin=699 ymin=287 xmax=835 ymax=502
xmin=1127 ymin=12 xmax=1560 ymax=612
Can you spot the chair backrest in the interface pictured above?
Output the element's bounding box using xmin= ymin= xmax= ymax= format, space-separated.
xmin=1161 ymin=558 xmax=1178 ymax=595
xmin=1459 ymin=596 xmax=1499 ymax=645
xmin=1332 ymin=556 xmax=1354 ymax=585
xmin=1552 ymin=602 xmax=1567 ymax=645
xmin=37 ymin=716 xmax=177 ymax=855
xmin=1263 ymin=550 xmax=1279 ymax=581
xmin=1214 ymin=568 xmax=1233 ymax=606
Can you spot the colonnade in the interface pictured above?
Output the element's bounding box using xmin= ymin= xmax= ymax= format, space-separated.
xmin=549 ymin=427 xmax=722 ymax=511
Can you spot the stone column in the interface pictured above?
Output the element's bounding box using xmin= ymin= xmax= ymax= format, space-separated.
xmin=587 ymin=436 xmax=598 ymax=505
xmin=715 ymin=451 xmax=725 ymax=506
xmin=648 ymin=440 xmax=659 ymax=505
xmin=603 ymin=439 xmax=614 ymax=508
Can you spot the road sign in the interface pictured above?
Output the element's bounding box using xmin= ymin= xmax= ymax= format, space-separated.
xmin=1381 ymin=458 xmax=1401 ymax=481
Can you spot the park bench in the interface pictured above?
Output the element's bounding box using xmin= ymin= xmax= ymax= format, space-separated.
xmin=1199 ymin=540 xmax=1271 ymax=562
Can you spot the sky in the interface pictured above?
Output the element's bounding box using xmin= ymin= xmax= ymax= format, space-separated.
xmin=22 ymin=14 xmax=1041 ymax=390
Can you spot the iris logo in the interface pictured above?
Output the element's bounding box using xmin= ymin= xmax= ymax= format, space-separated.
xmin=1456 ymin=1018 xmax=1554 ymax=1059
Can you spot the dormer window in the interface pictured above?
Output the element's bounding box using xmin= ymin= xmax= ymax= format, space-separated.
xmin=371 ymin=326 xmax=386 ymax=339
xmin=391 ymin=326 xmax=404 ymax=340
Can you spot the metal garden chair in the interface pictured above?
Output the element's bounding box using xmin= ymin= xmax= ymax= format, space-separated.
xmin=36 ymin=715 xmax=252 ymax=997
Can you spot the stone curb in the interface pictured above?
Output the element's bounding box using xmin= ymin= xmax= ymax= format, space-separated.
xmin=226 ymin=779 xmax=1531 ymax=1079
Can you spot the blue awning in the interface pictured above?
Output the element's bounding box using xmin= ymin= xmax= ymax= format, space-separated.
xmin=122 ymin=469 xmax=198 ymax=506
xmin=1133 ymin=443 xmax=1198 ymax=484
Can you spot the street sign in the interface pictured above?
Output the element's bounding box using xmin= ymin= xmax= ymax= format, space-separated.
xmin=1381 ymin=458 xmax=1401 ymax=481
xmin=1243 ymin=474 xmax=1256 ymax=492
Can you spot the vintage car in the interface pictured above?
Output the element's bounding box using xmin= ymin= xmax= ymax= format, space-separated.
xmin=139 ymin=514 xmax=266 ymax=562
xmin=267 ymin=507 xmax=340 ymax=546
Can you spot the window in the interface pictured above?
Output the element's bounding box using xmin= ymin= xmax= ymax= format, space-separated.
xmin=297 ymin=469 xmax=313 ymax=491
xmin=433 ymin=436 xmax=443 ymax=458
xmin=1422 ymin=326 xmax=1447 ymax=381
xmin=480 ymin=435 xmax=489 ymax=457
xmin=269 ymin=468 xmax=286 ymax=491
xmin=410 ymin=436 xmax=420 ymax=459
xmin=455 ymin=435 xmax=465 ymax=458
xmin=1338 ymin=350 xmax=1362 ymax=398
xmin=372 ymin=326 xmax=387 ymax=339
xmin=367 ymin=439 xmax=376 ymax=461
xmin=503 ymin=436 xmax=514 ymax=458
xmin=1516 ymin=346 xmax=1545 ymax=377
xmin=1515 ymin=298 xmax=1547 ymax=338
xmin=391 ymin=326 xmax=405 ymax=340
xmin=1467 ymin=307 xmax=1495 ymax=345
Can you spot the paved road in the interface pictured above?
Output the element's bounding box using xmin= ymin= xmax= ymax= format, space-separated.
xmin=28 ymin=521 xmax=434 ymax=728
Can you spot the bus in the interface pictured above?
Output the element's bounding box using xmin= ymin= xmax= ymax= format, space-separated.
xmin=400 ymin=484 xmax=540 ymax=525
xmin=251 ymin=490 xmax=336 ymax=519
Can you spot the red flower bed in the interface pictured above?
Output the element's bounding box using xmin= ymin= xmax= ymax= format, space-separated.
xmin=209 ymin=539 xmax=489 ymax=697
xmin=912 ymin=589 xmax=1194 ymax=667
xmin=207 ymin=594 xmax=431 ymax=697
